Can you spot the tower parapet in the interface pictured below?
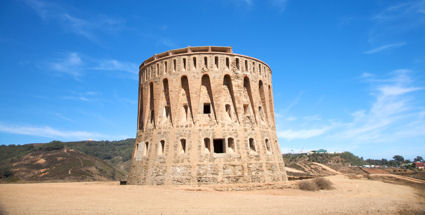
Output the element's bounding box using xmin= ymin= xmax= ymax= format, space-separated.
xmin=128 ymin=46 xmax=287 ymax=185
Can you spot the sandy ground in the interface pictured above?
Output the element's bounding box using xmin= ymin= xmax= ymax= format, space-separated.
xmin=0 ymin=175 xmax=424 ymax=215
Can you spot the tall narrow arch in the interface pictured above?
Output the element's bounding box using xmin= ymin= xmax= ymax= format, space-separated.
xmin=138 ymin=86 xmax=144 ymax=130
xmin=223 ymin=75 xmax=239 ymax=123
xmin=162 ymin=78 xmax=173 ymax=126
xmin=258 ymin=80 xmax=269 ymax=123
xmin=243 ymin=76 xmax=257 ymax=124
xmin=181 ymin=76 xmax=194 ymax=124
xmin=200 ymin=74 xmax=217 ymax=122
xmin=148 ymin=82 xmax=155 ymax=128
xmin=268 ymin=85 xmax=275 ymax=125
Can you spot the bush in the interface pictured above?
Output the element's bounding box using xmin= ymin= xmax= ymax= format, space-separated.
xmin=298 ymin=180 xmax=319 ymax=191
xmin=314 ymin=177 xmax=334 ymax=190
xmin=298 ymin=177 xmax=334 ymax=191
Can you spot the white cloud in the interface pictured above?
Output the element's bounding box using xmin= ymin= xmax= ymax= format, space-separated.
xmin=363 ymin=42 xmax=406 ymax=54
xmin=337 ymin=69 xmax=424 ymax=141
xmin=373 ymin=1 xmax=425 ymax=22
xmin=48 ymin=52 xmax=82 ymax=78
xmin=277 ymin=69 xmax=425 ymax=145
xmin=47 ymin=52 xmax=137 ymax=80
xmin=94 ymin=59 xmax=138 ymax=74
xmin=0 ymin=122 xmax=109 ymax=140
xmin=23 ymin=0 xmax=125 ymax=41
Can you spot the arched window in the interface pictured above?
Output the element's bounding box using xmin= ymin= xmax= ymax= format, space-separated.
xmin=226 ymin=57 xmax=229 ymax=68
xmin=249 ymin=138 xmax=256 ymax=152
xmin=183 ymin=58 xmax=186 ymax=70
xmin=143 ymin=142 xmax=149 ymax=156
xmin=215 ymin=56 xmax=219 ymax=69
xmin=158 ymin=140 xmax=165 ymax=155
xmin=173 ymin=59 xmax=176 ymax=72
xmin=180 ymin=139 xmax=186 ymax=154
xmin=228 ymin=138 xmax=235 ymax=153
xmin=204 ymin=138 xmax=211 ymax=154
xmin=265 ymin=138 xmax=271 ymax=153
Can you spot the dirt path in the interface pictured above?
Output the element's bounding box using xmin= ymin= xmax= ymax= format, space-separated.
xmin=0 ymin=175 xmax=424 ymax=215
xmin=311 ymin=162 xmax=341 ymax=174
xmin=370 ymin=173 xmax=425 ymax=184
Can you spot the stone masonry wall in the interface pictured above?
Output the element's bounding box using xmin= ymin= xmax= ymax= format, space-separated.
xmin=127 ymin=46 xmax=287 ymax=185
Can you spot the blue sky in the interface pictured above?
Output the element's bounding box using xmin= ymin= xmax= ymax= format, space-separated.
xmin=1 ymin=0 xmax=424 ymax=159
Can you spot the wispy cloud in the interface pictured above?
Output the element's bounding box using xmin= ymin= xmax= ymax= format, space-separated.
xmin=268 ymin=0 xmax=288 ymax=12
xmin=47 ymin=52 xmax=138 ymax=80
xmin=364 ymin=42 xmax=406 ymax=54
xmin=94 ymin=59 xmax=138 ymax=75
xmin=23 ymin=0 xmax=125 ymax=41
xmin=48 ymin=52 xmax=82 ymax=78
xmin=368 ymin=1 xmax=425 ymax=43
xmin=276 ymin=69 xmax=425 ymax=144
xmin=277 ymin=126 xmax=331 ymax=141
xmin=338 ymin=69 xmax=423 ymax=141
xmin=373 ymin=1 xmax=425 ymax=23
xmin=0 ymin=122 xmax=111 ymax=140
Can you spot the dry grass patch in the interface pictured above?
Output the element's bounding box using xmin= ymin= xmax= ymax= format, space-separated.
xmin=298 ymin=177 xmax=334 ymax=191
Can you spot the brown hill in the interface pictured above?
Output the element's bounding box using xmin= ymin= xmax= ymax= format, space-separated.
xmin=9 ymin=148 xmax=124 ymax=182
xmin=0 ymin=139 xmax=134 ymax=182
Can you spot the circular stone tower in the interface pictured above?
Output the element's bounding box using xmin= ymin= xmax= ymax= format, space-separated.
xmin=127 ymin=46 xmax=287 ymax=185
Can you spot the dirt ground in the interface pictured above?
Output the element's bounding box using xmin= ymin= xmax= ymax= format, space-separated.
xmin=0 ymin=175 xmax=424 ymax=215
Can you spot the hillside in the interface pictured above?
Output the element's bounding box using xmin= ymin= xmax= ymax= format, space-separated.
xmin=283 ymin=152 xmax=365 ymax=178
xmin=0 ymin=139 xmax=135 ymax=182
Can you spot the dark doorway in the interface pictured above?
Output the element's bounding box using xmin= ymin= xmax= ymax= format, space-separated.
xmin=213 ymin=139 xmax=225 ymax=153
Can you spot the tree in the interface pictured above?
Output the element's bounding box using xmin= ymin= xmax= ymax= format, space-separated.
xmin=393 ymin=155 xmax=404 ymax=167
xmin=393 ymin=155 xmax=404 ymax=162
xmin=414 ymin=156 xmax=424 ymax=162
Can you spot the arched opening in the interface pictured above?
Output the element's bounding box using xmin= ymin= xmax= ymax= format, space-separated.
xmin=149 ymin=82 xmax=155 ymax=128
xmin=259 ymin=81 xmax=269 ymax=123
xmin=226 ymin=57 xmax=229 ymax=68
xmin=158 ymin=140 xmax=165 ymax=155
xmin=268 ymin=85 xmax=275 ymax=125
xmin=143 ymin=142 xmax=149 ymax=156
xmin=265 ymin=138 xmax=271 ymax=152
xmin=223 ymin=75 xmax=238 ymax=122
xmin=183 ymin=58 xmax=186 ymax=70
xmin=180 ymin=139 xmax=186 ymax=154
xmin=204 ymin=138 xmax=211 ymax=154
xmin=200 ymin=74 xmax=217 ymax=122
xmin=243 ymin=77 xmax=257 ymax=123
xmin=245 ymin=60 xmax=248 ymax=72
xmin=173 ymin=59 xmax=176 ymax=72
xmin=228 ymin=138 xmax=235 ymax=153
xmin=162 ymin=78 xmax=172 ymax=125
xmin=180 ymin=76 xmax=194 ymax=124
xmin=138 ymin=87 xmax=143 ymax=130
xmin=249 ymin=138 xmax=256 ymax=152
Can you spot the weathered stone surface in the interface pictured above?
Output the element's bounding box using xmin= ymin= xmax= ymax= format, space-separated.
xmin=127 ymin=46 xmax=287 ymax=185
